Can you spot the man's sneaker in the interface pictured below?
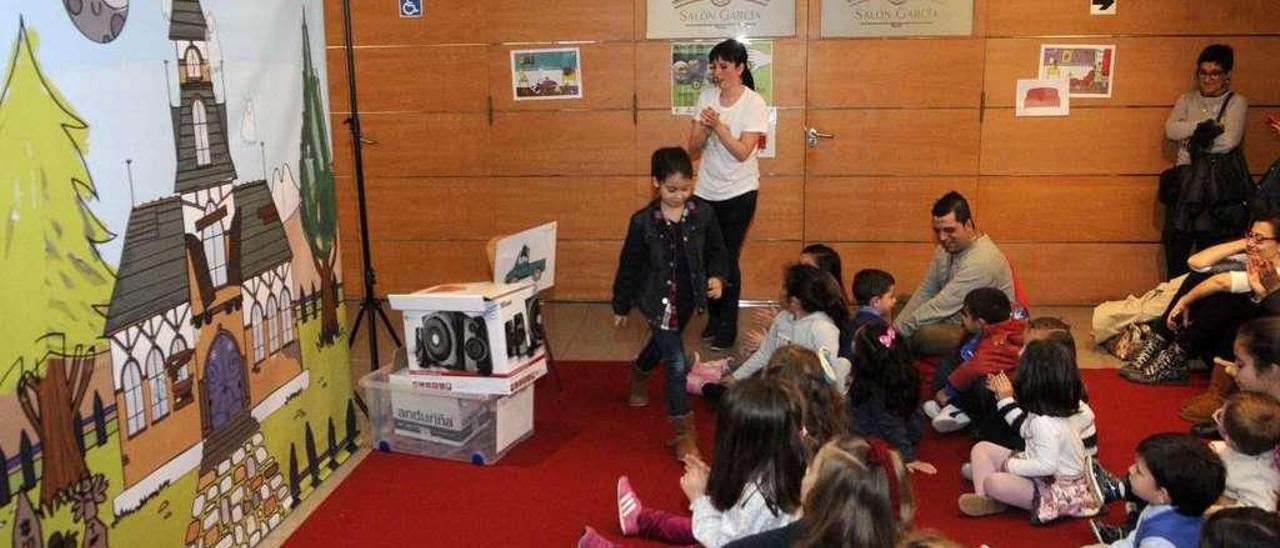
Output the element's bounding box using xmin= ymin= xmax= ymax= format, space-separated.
xmin=578 ymin=527 xmax=620 ymax=548
xmin=1091 ymin=459 xmax=1125 ymax=505
xmin=1089 ymin=519 xmax=1128 ymax=545
xmin=616 ymin=476 xmax=642 ymax=536
xmin=961 ymin=462 xmax=973 ymax=481
xmin=931 ymin=404 xmax=971 ymax=433
xmin=1130 ymin=343 xmax=1190 ymax=385
xmin=922 ymin=400 xmax=944 ymax=419
xmin=1119 ymin=332 xmax=1169 ymax=380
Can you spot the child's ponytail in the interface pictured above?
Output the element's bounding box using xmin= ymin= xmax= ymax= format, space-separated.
xmin=850 ymin=323 xmax=921 ymax=416
xmin=784 ymin=263 xmax=850 ymax=328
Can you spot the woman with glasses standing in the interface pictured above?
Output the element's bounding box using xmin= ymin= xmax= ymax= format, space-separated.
xmin=686 ymin=39 xmax=769 ymax=351
xmin=1161 ymin=44 xmax=1251 ymax=278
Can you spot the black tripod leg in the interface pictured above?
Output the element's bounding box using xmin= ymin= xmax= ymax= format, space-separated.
xmin=348 ymin=305 xmax=369 ymax=346
xmin=543 ymin=337 xmax=563 ymax=391
xmin=373 ymin=299 xmax=403 ymax=347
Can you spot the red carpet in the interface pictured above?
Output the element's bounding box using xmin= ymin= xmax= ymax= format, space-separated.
xmin=285 ymin=363 xmax=1206 ymax=548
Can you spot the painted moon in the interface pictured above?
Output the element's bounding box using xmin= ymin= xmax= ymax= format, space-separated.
xmin=64 ymin=0 xmax=129 ymax=43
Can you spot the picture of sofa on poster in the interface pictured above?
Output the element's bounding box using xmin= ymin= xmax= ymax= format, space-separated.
xmin=1 ymin=1 xmax=355 ymax=546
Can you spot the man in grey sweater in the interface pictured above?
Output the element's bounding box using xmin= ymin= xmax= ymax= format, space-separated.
xmin=895 ymin=191 xmax=1017 ymax=356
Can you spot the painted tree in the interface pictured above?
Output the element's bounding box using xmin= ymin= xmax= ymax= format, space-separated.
xmin=297 ymin=16 xmax=340 ymax=345
xmin=0 ymin=22 xmax=114 ymax=509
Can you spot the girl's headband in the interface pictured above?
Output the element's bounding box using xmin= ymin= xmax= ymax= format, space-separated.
xmin=864 ymin=437 xmax=903 ymax=523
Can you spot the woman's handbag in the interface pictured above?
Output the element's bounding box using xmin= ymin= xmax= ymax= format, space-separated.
xmin=1170 ymin=92 xmax=1254 ymax=238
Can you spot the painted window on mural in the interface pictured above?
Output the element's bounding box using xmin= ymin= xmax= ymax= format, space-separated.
xmin=146 ymin=348 xmax=170 ymax=420
xmin=122 ymin=359 xmax=146 ymax=436
xmin=170 ymin=336 xmax=190 ymax=381
xmin=266 ymin=295 xmax=280 ymax=353
xmin=184 ymin=46 xmax=202 ymax=80
xmin=281 ymin=288 xmax=294 ymax=344
xmin=192 ymin=97 xmax=211 ymax=165
xmin=251 ymin=302 xmax=265 ymax=362
xmin=202 ymin=201 xmax=227 ymax=287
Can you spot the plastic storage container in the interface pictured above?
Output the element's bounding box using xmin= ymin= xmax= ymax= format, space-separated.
xmin=359 ymin=365 xmax=535 ymax=465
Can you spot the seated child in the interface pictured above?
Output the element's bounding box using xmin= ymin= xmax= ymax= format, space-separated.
xmin=1208 ymin=391 xmax=1280 ymax=512
xmin=841 ymin=269 xmax=896 ymax=358
xmin=723 ymin=435 xmax=915 ymax=548
xmin=959 ymin=340 xmax=1101 ymax=524
xmin=761 ymin=345 xmax=850 ymax=451
xmin=1084 ymin=433 xmax=1225 ymax=548
xmin=1198 ymin=506 xmax=1280 ymax=548
xmin=923 ymin=287 xmax=1026 ymax=433
xmin=848 ymin=322 xmax=933 ymax=471
xmin=579 ymin=378 xmax=808 ymax=548
xmin=977 ymin=323 xmax=1098 ymax=457
xmin=717 ymin=263 xmax=849 ymax=389
xmin=742 ymin=244 xmax=845 ymax=354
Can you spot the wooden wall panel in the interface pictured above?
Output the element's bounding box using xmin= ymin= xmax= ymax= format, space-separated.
xmin=335 ymin=177 xmax=494 ymax=241
xmin=979 ymin=177 xmax=1161 ymax=243
xmin=983 ymin=37 xmax=1280 ymax=108
xmin=489 ymin=177 xmax=638 ymax=240
xmin=327 ymin=46 xmax=488 ymax=114
xmin=807 ymin=39 xmax=984 ymax=108
xmin=980 ymin=108 xmax=1168 ymax=175
xmin=328 ymin=0 xmax=1280 ymax=306
xmin=828 ymin=243 xmax=938 ymax=298
xmin=986 ymin=0 xmax=1280 ymax=37
xmin=806 ymin=177 xmax=978 ymax=242
xmin=806 ymin=110 xmax=981 ymax=176
xmin=740 ymin=242 xmax=804 ymax=301
xmin=324 ymin=0 xmax=487 ymax=47
xmin=331 ymin=113 xmax=487 ymax=178
xmin=751 ymin=177 xmax=805 ymax=241
xmin=487 ymin=0 xmax=633 ymax=42
xmin=490 ymin=43 xmax=634 ymax=111
xmin=489 ymin=111 xmax=634 ymax=176
xmin=983 ymin=108 xmax=1280 ymax=176
xmin=1003 ymin=243 xmax=1164 ymax=305
xmin=339 ymin=240 xmax=491 ymax=299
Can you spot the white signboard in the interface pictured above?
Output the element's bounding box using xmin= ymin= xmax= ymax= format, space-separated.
xmin=821 ymin=0 xmax=974 ymax=37
xmin=494 ymin=222 xmax=558 ymax=292
xmin=647 ymin=0 xmax=796 ymax=39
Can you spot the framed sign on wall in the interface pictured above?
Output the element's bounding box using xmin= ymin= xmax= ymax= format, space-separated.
xmin=647 ymin=0 xmax=795 ymax=39
xmin=821 ymin=0 xmax=974 ymax=37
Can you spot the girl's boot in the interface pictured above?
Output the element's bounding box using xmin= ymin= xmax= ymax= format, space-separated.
xmin=1179 ymin=360 xmax=1236 ymax=422
xmin=669 ymin=413 xmax=700 ymax=461
xmin=629 ymin=366 xmax=653 ymax=407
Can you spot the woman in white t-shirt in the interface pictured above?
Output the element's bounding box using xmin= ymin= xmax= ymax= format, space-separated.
xmin=685 ymin=39 xmax=770 ymax=350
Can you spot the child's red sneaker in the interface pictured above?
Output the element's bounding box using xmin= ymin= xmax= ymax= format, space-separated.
xmin=616 ymin=476 xmax=642 ymax=536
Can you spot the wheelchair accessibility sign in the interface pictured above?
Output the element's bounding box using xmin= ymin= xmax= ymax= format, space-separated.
xmin=400 ymin=0 xmax=423 ymax=18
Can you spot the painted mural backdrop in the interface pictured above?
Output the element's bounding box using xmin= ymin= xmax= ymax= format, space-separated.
xmin=0 ymin=1 xmax=354 ymax=546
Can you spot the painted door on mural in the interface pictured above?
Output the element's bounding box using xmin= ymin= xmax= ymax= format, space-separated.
xmin=205 ymin=332 xmax=247 ymax=431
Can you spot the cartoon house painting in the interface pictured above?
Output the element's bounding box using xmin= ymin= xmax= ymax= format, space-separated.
xmin=103 ymin=0 xmax=308 ymax=513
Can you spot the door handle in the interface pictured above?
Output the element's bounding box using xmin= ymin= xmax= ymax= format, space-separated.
xmin=806 ymin=127 xmax=834 ymax=149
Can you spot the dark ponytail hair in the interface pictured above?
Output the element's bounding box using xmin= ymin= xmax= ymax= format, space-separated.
xmin=849 ymin=323 xmax=921 ymax=417
xmin=784 ymin=263 xmax=849 ymax=328
xmin=709 ymin=38 xmax=755 ymax=90
xmin=1237 ymin=317 xmax=1280 ymax=376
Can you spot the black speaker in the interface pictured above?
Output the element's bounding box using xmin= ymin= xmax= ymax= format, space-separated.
xmin=505 ymin=312 xmax=528 ymax=359
xmin=525 ymin=295 xmax=544 ymax=354
xmin=463 ymin=315 xmax=492 ymax=375
xmin=416 ymin=311 xmax=464 ymax=369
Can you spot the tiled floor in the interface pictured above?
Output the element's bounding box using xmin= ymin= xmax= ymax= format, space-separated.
xmin=262 ymin=301 xmax=1122 ymax=547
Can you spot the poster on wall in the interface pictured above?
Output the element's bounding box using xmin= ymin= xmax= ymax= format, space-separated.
xmin=647 ymin=0 xmax=795 ymax=39
xmin=494 ymin=222 xmax=558 ymax=292
xmin=821 ymin=0 xmax=974 ymax=37
xmin=511 ymin=48 xmax=583 ymax=101
xmin=1015 ymin=79 xmax=1071 ymax=117
xmin=1038 ymin=44 xmax=1116 ymax=98
xmin=0 ymin=1 xmax=356 ymax=546
xmin=671 ymin=41 xmax=774 ymax=115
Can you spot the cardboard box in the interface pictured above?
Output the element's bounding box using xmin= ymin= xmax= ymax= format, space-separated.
xmin=390 ymin=281 xmax=547 ymax=377
xmin=361 ymin=366 xmax=537 ymax=464
xmin=389 ymin=355 xmax=547 ymax=396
